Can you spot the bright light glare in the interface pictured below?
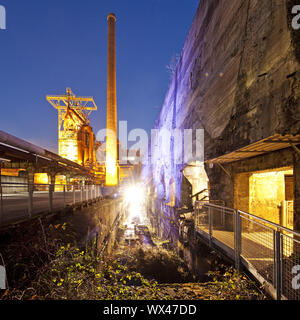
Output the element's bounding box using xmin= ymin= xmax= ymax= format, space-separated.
xmin=125 ymin=186 xmax=144 ymax=205
xmin=124 ymin=185 xmax=145 ymax=222
xmin=60 ymin=140 xmax=78 ymax=162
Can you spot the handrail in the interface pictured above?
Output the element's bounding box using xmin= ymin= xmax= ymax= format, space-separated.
xmin=238 ymin=209 xmax=300 ymax=237
xmin=195 ymin=200 xmax=300 ymax=300
xmin=0 ymin=182 xmax=102 ymax=228
xmin=0 ymin=182 xmax=97 ymax=187
xmin=199 ymin=195 xmax=209 ymax=201
xmin=198 ymin=201 xmax=300 ymax=238
xmin=191 ymin=188 xmax=208 ymax=198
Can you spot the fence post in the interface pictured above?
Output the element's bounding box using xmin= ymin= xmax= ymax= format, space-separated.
xmin=28 ymin=183 xmax=33 ymax=218
xmin=73 ymin=185 xmax=76 ymax=205
xmin=194 ymin=203 xmax=197 ymax=230
xmin=0 ymin=165 xmax=2 ymax=226
xmin=275 ymin=230 xmax=282 ymax=300
xmin=0 ymin=183 xmax=3 ymax=226
xmin=221 ymin=207 xmax=225 ymax=227
xmin=63 ymin=185 xmax=66 ymax=208
xmin=208 ymin=206 xmax=212 ymax=247
xmin=49 ymin=184 xmax=53 ymax=213
xmin=273 ymin=230 xmax=276 ymax=288
xmin=234 ymin=210 xmax=241 ymax=272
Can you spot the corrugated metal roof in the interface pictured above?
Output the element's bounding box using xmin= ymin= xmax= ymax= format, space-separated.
xmin=205 ymin=134 xmax=300 ymax=164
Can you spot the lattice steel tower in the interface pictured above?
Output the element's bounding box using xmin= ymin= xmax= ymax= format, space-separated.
xmin=46 ymin=88 xmax=98 ymax=166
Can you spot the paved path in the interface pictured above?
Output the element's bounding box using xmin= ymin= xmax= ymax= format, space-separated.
xmin=0 ymin=191 xmax=96 ymax=226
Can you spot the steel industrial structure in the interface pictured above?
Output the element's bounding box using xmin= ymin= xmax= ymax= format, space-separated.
xmin=46 ymin=88 xmax=97 ymax=133
xmin=46 ymin=88 xmax=97 ymax=163
xmin=46 ymin=88 xmax=105 ymax=182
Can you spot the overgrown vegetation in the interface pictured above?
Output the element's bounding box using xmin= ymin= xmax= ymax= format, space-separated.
xmin=207 ymin=265 xmax=266 ymax=300
xmin=0 ymin=212 xmax=266 ymax=300
xmin=116 ymin=247 xmax=192 ymax=283
xmin=2 ymin=245 xmax=160 ymax=300
xmin=0 ymin=219 xmax=160 ymax=300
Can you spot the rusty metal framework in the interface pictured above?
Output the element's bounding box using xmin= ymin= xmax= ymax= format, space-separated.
xmin=46 ymin=88 xmax=97 ymax=139
xmin=46 ymin=88 xmax=98 ymax=164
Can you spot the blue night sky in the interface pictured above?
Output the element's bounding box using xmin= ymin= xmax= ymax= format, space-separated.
xmin=0 ymin=0 xmax=199 ymax=152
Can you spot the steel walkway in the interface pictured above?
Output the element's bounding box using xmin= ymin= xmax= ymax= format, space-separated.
xmin=194 ymin=202 xmax=300 ymax=300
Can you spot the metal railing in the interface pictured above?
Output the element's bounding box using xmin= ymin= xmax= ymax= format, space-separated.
xmin=194 ymin=201 xmax=300 ymax=300
xmin=0 ymin=182 xmax=103 ymax=227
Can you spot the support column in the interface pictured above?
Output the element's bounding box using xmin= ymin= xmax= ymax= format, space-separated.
xmin=27 ymin=166 xmax=35 ymax=217
xmin=65 ymin=173 xmax=71 ymax=191
xmin=73 ymin=184 xmax=76 ymax=205
xmin=0 ymin=162 xmax=3 ymax=226
xmin=80 ymin=178 xmax=85 ymax=205
xmin=48 ymin=172 xmax=56 ymax=213
xmin=27 ymin=166 xmax=35 ymax=189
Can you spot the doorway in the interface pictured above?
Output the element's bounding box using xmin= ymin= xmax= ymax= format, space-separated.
xmin=234 ymin=167 xmax=294 ymax=229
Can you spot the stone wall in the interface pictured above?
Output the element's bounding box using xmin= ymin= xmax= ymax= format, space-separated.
xmin=96 ymin=200 xmax=123 ymax=255
xmin=145 ymin=0 xmax=300 ymax=238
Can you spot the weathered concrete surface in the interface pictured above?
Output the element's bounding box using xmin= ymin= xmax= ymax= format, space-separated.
xmin=95 ymin=199 xmax=123 ymax=254
xmin=146 ymin=0 xmax=300 ymax=249
xmin=155 ymin=0 xmax=299 ymax=158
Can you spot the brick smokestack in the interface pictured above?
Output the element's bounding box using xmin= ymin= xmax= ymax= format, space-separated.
xmin=106 ymin=13 xmax=118 ymax=186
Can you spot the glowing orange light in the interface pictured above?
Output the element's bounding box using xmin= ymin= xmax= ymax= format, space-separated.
xmin=60 ymin=140 xmax=78 ymax=163
xmin=105 ymin=152 xmax=118 ymax=186
xmin=34 ymin=173 xmax=49 ymax=184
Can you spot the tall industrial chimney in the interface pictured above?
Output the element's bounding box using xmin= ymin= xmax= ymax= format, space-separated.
xmin=106 ymin=13 xmax=118 ymax=186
